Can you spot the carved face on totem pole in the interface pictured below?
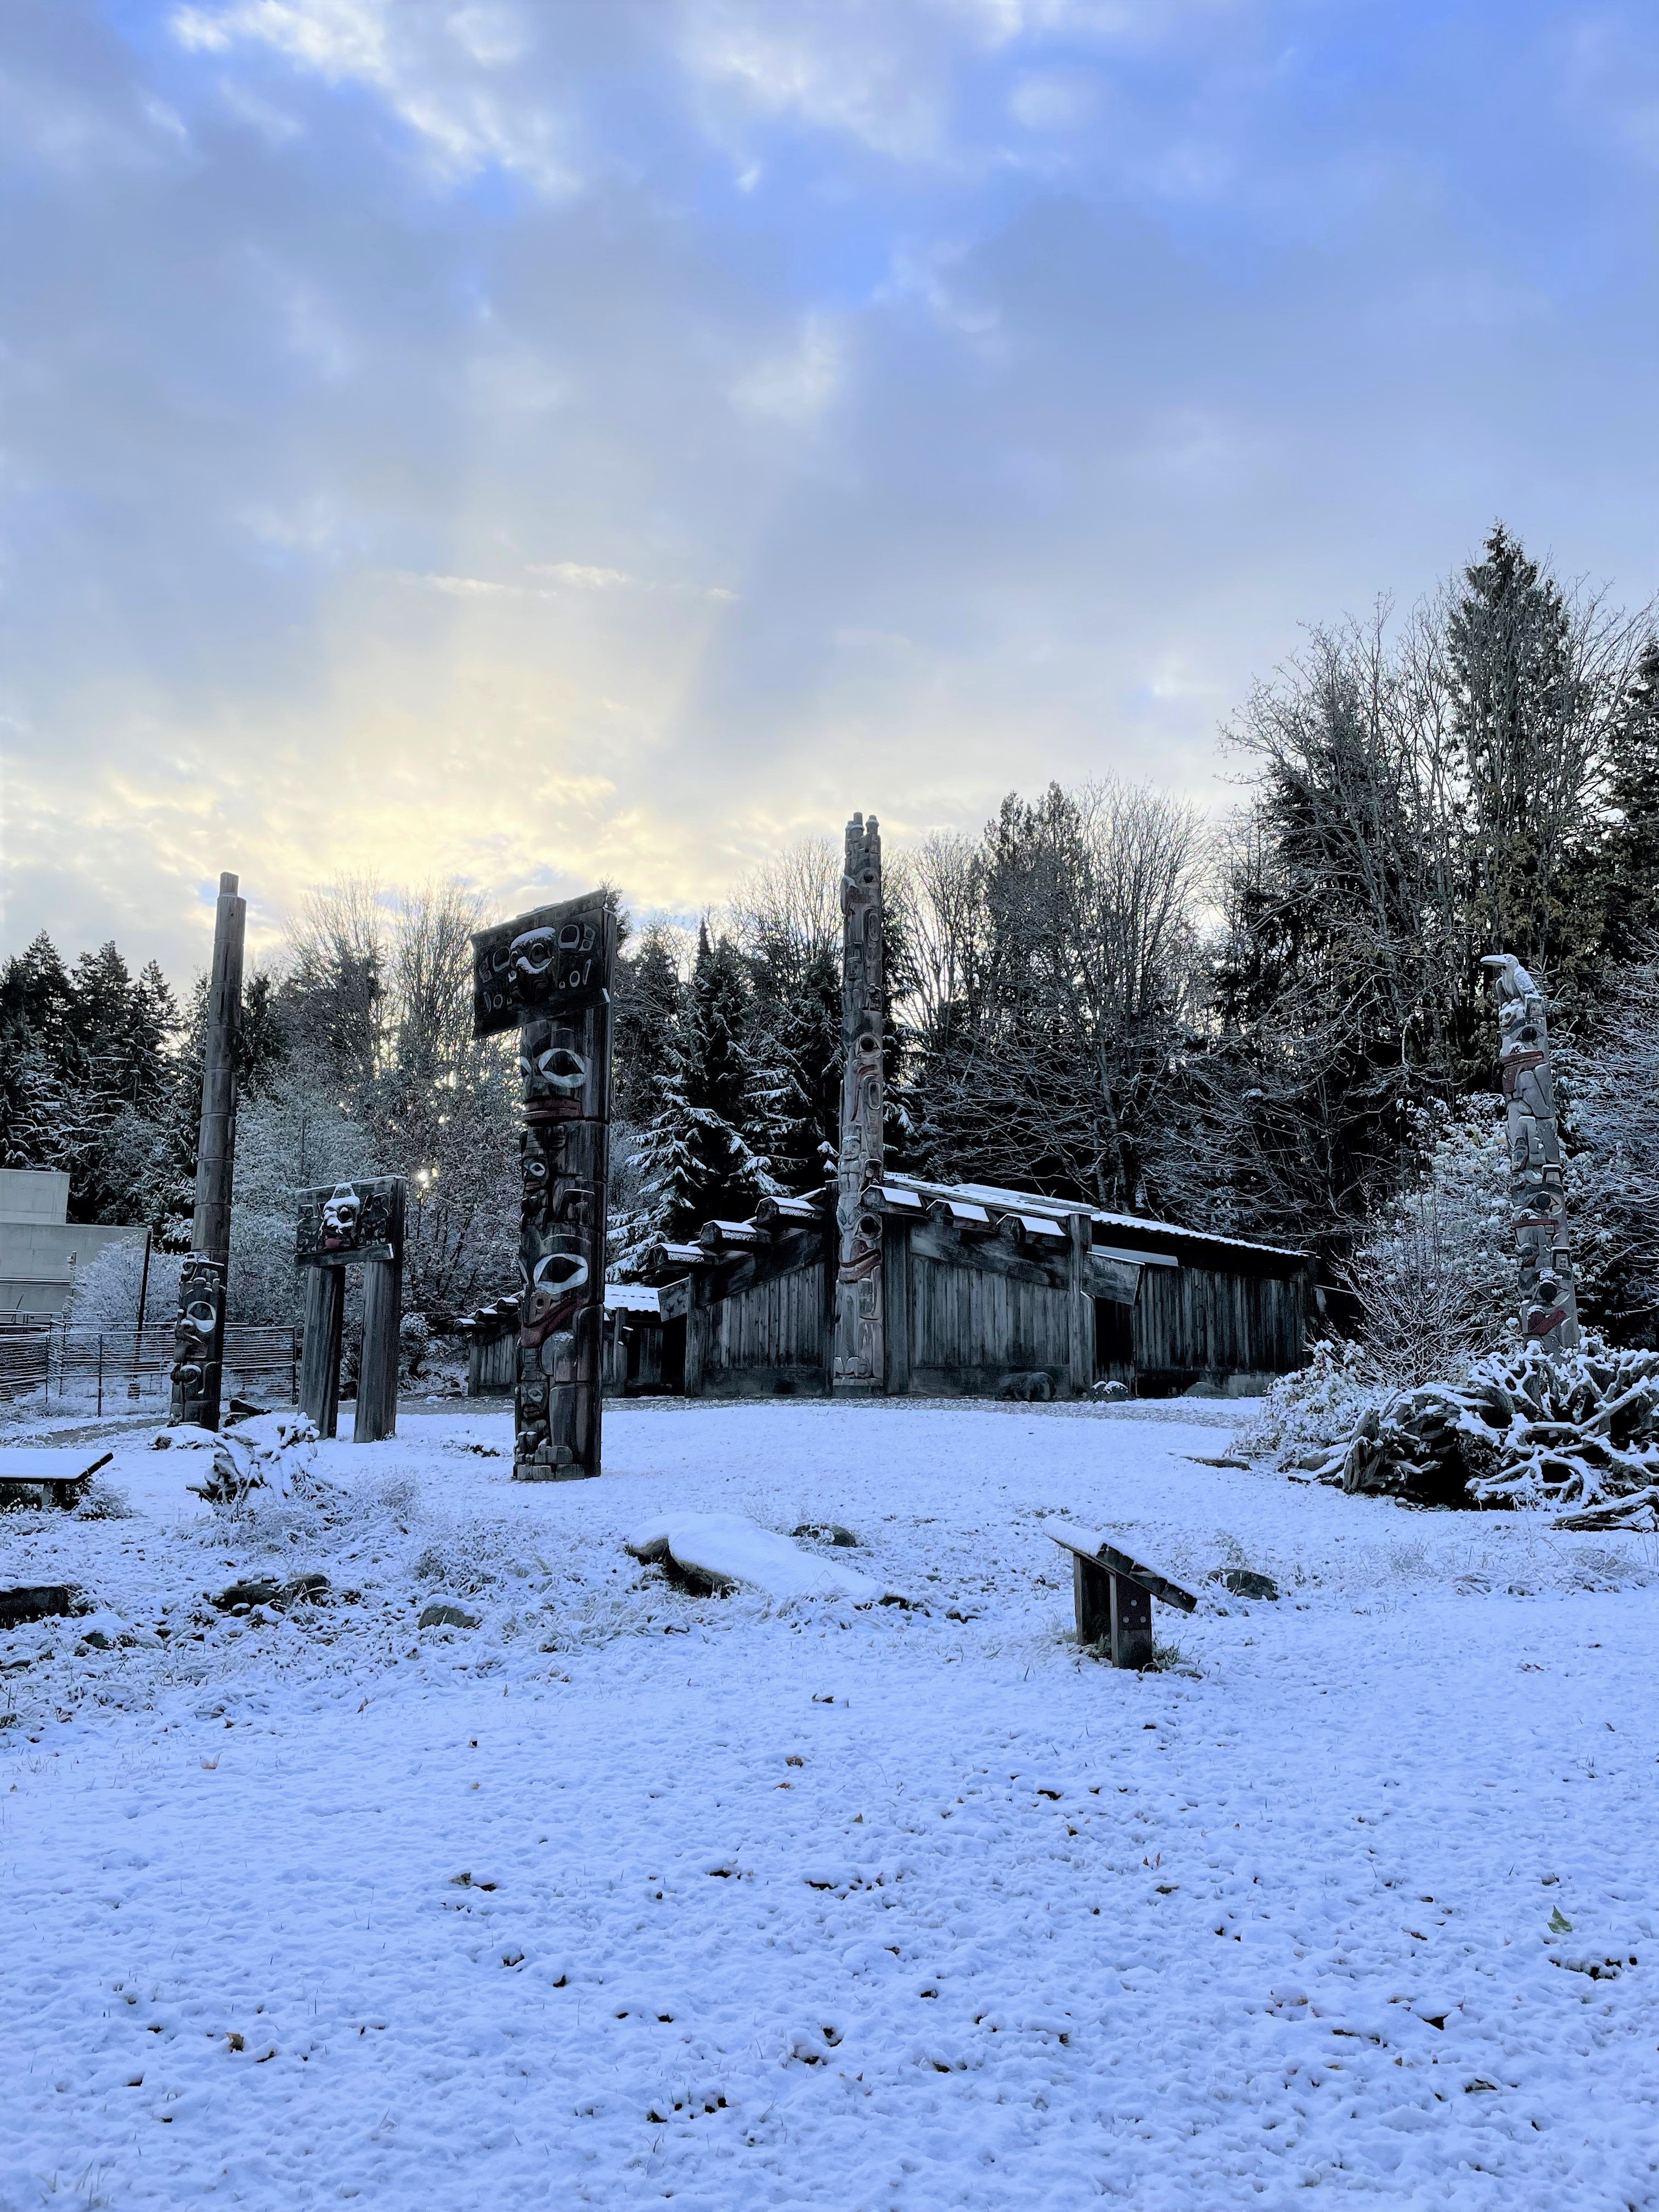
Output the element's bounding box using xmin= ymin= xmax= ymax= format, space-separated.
xmin=519 ymin=1019 xmax=590 ymax=1119
xmin=473 ymin=891 xmax=614 ymax=1480
xmin=170 ymin=1255 xmax=224 ymax=1423
xmin=320 ymin=1183 xmax=363 ymax=1252
xmin=1482 ymin=952 xmax=1578 ymax=1352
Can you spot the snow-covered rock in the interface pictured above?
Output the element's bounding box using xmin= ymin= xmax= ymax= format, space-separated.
xmin=627 ymin=1511 xmax=888 ymax=1604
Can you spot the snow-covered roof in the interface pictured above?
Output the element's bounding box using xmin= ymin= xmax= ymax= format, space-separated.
xmin=882 ymin=1173 xmax=1308 ymax=1264
xmin=605 ymin=1282 xmax=660 ymax=1314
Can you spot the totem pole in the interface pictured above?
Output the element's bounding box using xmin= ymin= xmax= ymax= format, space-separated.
xmin=832 ymin=811 xmax=885 ymax=1393
xmin=1482 ymin=953 xmax=1581 ymax=1354
xmin=171 ymin=871 xmax=245 ymax=1429
xmin=295 ymin=1177 xmax=406 ymax=1442
xmin=472 ymin=893 xmax=616 ymax=1480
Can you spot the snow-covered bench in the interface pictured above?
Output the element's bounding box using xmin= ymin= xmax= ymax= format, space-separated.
xmin=0 ymin=1449 xmax=112 ymax=1512
xmin=1045 ymin=1521 xmax=1197 ymax=1669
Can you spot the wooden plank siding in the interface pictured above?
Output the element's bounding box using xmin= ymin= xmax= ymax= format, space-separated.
xmin=671 ymin=1211 xmax=1307 ymax=1399
xmin=905 ymin=1223 xmax=1076 ymax=1396
xmin=691 ymin=1221 xmax=834 ymax=1398
xmin=703 ymin=1261 xmax=830 ymax=1396
xmin=1132 ymin=1260 xmax=1304 ymax=1391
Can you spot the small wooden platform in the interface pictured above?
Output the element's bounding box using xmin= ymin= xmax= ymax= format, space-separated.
xmin=1046 ymin=1520 xmax=1198 ymax=1669
xmin=0 ymin=1449 xmax=113 ymax=1511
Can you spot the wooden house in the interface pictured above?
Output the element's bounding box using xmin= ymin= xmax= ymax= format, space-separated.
xmin=459 ymin=1282 xmax=668 ymax=1400
xmin=638 ymin=1173 xmax=1308 ymax=1402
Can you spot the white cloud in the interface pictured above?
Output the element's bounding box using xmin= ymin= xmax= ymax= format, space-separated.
xmin=1008 ymin=69 xmax=1097 ymax=131
xmin=730 ymin=314 xmax=845 ymax=424
xmin=170 ymin=0 xmax=584 ymax=193
xmin=530 ymin=562 xmax=634 ymax=589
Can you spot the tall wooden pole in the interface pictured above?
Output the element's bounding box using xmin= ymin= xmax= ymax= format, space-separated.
xmin=832 ymin=811 xmax=885 ymax=1393
xmin=170 ymin=871 xmax=245 ymax=1430
xmin=1483 ymin=952 xmax=1581 ymax=1355
xmin=471 ymin=894 xmax=615 ymax=1481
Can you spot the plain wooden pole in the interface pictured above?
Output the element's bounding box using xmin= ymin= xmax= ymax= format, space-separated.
xmin=181 ymin=871 xmax=245 ymax=1431
xmin=356 ymin=1257 xmax=400 ymax=1443
xmin=300 ymin=1267 xmax=345 ymax=1438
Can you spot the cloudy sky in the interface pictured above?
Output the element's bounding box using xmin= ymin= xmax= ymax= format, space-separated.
xmin=4 ymin=0 xmax=1656 ymax=979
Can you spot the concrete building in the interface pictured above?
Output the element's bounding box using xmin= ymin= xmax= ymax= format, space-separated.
xmin=0 ymin=1170 xmax=148 ymax=1320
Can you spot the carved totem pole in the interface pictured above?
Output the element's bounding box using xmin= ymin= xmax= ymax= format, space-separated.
xmin=832 ymin=812 xmax=885 ymax=1393
xmin=472 ymin=893 xmax=616 ymax=1480
xmin=171 ymin=871 xmax=245 ymax=1430
xmin=295 ymin=1176 xmax=407 ymax=1442
xmin=1482 ymin=953 xmax=1581 ymax=1353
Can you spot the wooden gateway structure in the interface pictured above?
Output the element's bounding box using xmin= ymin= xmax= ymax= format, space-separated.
xmin=635 ymin=807 xmax=1309 ymax=1402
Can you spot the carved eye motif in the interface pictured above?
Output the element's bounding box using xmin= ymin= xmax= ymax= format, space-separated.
xmin=509 ymin=926 xmax=558 ymax=980
xmin=535 ymin=1047 xmax=587 ymax=1095
xmin=534 ymin=1251 xmax=588 ymax=1294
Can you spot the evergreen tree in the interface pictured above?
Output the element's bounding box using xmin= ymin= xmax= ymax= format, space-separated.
xmin=634 ymin=922 xmax=780 ymax=1238
xmin=1448 ymin=522 xmax=1602 ymax=1005
xmin=749 ymin=942 xmax=842 ymax=1195
xmin=612 ymin=923 xmax=684 ymax=1127
xmin=1601 ymin=640 xmax=1659 ymax=951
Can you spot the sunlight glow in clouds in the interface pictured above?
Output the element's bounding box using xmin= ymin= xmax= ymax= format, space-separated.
xmin=3 ymin=0 xmax=1656 ymax=977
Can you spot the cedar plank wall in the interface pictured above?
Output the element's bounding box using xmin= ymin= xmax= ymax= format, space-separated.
xmin=901 ymin=1220 xmax=1076 ymax=1396
xmin=1132 ymin=1259 xmax=1304 ymax=1391
xmin=696 ymin=1223 xmax=832 ymax=1398
xmin=676 ymin=1214 xmax=1306 ymax=1398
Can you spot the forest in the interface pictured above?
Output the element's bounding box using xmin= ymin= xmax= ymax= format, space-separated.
xmin=5 ymin=526 xmax=1658 ymax=1355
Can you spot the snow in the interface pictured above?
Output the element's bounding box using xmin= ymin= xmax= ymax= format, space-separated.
xmin=3 ymin=1398 xmax=1659 ymax=2209
xmin=627 ymin=1512 xmax=887 ymax=1604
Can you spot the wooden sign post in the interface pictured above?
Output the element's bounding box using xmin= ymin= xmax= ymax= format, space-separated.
xmin=833 ymin=813 xmax=885 ymax=1393
xmin=471 ymin=893 xmax=616 ymax=1481
xmin=295 ymin=1177 xmax=406 ymax=1442
xmin=170 ymin=871 xmax=245 ymax=1431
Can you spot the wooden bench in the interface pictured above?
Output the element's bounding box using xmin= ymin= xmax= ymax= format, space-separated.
xmin=0 ymin=1449 xmax=113 ymax=1513
xmin=1045 ymin=1521 xmax=1198 ymax=1669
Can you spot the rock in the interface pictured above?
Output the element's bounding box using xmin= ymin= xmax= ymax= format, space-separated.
xmin=1210 ymin=1567 xmax=1279 ymax=1601
xmin=0 ymin=1585 xmax=84 ymax=1628
xmin=419 ymin=1602 xmax=481 ymax=1630
xmin=280 ymin=1573 xmax=331 ymax=1605
xmin=792 ymin=1522 xmax=861 ymax=1548
xmin=211 ymin=1578 xmax=281 ymax=1612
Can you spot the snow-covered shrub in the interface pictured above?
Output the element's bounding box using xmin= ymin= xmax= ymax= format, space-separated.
xmin=65 ymin=1241 xmax=179 ymax=1333
xmin=1333 ymin=1336 xmax=1659 ymax=1521
xmin=76 ymin=1476 xmax=136 ymax=1519
xmin=1233 ymin=1339 xmax=1387 ymax=1469
xmin=399 ymin=1312 xmax=431 ymax=1378
xmin=1342 ymin=1101 xmax=1516 ymax=1384
xmin=189 ymin=1412 xmax=319 ymax=1507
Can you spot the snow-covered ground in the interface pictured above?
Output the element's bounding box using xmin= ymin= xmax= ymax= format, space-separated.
xmin=4 ymin=1399 xmax=1658 ymax=2210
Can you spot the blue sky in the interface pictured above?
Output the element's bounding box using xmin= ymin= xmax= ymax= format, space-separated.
xmin=3 ymin=0 xmax=1656 ymax=977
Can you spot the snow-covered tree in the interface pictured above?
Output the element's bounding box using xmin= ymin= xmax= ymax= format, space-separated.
xmin=1341 ymin=1101 xmax=1517 ymax=1384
